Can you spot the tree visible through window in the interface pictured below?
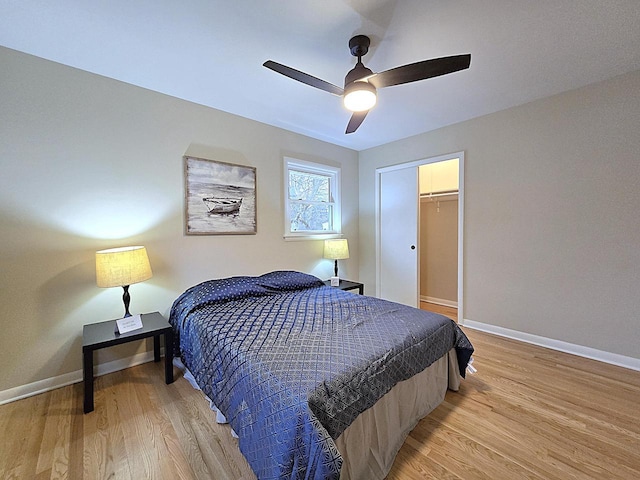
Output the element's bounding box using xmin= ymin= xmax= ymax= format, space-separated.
xmin=284 ymin=158 xmax=341 ymax=237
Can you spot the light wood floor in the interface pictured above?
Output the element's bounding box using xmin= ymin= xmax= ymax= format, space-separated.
xmin=420 ymin=301 xmax=458 ymax=321
xmin=2 ymin=327 xmax=639 ymax=479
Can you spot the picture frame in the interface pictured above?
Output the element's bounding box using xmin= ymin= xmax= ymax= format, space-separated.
xmin=184 ymin=156 xmax=257 ymax=235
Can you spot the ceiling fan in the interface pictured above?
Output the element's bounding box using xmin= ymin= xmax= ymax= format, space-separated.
xmin=264 ymin=35 xmax=471 ymax=134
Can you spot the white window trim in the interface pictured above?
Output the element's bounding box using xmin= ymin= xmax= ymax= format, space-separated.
xmin=283 ymin=157 xmax=342 ymax=240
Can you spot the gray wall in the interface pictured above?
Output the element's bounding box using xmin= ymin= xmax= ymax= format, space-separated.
xmin=359 ymin=70 xmax=640 ymax=360
xmin=2 ymin=44 xmax=638 ymax=396
xmin=0 ymin=47 xmax=359 ymax=394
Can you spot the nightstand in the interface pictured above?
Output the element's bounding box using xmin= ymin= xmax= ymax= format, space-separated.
xmin=323 ymin=279 xmax=364 ymax=294
xmin=82 ymin=311 xmax=174 ymax=414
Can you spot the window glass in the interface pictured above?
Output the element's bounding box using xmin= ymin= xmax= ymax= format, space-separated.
xmin=289 ymin=170 xmax=330 ymax=203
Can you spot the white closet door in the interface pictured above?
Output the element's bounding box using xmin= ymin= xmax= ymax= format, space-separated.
xmin=379 ymin=166 xmax=419 ymax=307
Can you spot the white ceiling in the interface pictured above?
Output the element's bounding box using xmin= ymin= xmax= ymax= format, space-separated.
xmin=2 ymin=0 xmax=640 ymax=151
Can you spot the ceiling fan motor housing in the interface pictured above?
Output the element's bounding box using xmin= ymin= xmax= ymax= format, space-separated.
xmin=345 ymin=62 xmax=374 ymax=87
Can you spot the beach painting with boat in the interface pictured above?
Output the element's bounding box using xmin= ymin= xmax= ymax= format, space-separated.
xmin=184 ymin=156 xmax=256 ymax=235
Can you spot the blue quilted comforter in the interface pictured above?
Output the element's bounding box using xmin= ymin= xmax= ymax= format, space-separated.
xmin=169 ymin=271 xmax=473 ymax=480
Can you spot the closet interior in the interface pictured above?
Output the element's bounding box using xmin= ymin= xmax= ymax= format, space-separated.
xmin=418 ymin=159 xmax=459 ymax=309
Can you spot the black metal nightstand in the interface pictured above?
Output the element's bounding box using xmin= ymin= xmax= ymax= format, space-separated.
xmin=323 ymin=279 xmax=364 ymax=295
xmin=82 ymin=311 xmax=174 ymax=413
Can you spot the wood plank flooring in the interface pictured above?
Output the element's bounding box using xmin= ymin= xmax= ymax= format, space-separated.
xmin=1 ymin=327 xmax=639 ymax=479
xmin=420 ymin=301 xmax=458 ymax=322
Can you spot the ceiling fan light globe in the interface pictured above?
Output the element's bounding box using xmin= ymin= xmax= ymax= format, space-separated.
xmin=343 ymin=81 xmax=377 ymax=112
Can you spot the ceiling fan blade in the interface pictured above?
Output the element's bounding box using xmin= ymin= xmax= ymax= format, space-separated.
xmin=369 ymin=54 xmax=471 ymax=89
xmin=345 ymin=111 xmax=368 ymax=134
xmin=263 ymin=60 xmax=344 ymax=96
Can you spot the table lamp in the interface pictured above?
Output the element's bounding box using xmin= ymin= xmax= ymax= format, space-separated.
xmin=324 ymin=239 xmax=349 ymax=285
xmin=96 ymin=246 xmax=153 ymax=317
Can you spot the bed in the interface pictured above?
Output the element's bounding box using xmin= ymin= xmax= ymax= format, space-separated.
xmin=169 ymin=271 xmax=473 ymax=480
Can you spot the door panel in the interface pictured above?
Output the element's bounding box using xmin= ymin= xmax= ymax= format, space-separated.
xmin=379 ymin=167 xmax=418 ymax=307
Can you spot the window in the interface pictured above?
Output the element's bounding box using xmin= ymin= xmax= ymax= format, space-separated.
xmin=284 ymin=157 xmax=341 ymax=239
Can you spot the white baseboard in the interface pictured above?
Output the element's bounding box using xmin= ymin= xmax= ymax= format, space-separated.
xmin=462 ymin=319 xmax=640 ymax=372
xmin=420 ymin=296 xmax=458 ymax=308
xmin=0 ymin=350 xmax=159 ymax=406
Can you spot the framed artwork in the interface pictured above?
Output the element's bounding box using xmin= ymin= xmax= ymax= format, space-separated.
xmin=184 ymin=156 xmax=257 ymax=235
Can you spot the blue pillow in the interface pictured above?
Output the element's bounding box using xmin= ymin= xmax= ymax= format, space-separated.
xmin=257 ymin=271 xmax=324 ymax=291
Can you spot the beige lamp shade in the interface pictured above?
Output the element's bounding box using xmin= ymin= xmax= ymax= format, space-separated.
xmin=96 ymin=246 xmax=153 ymax=288
xmin=323 ymin=239 xmax=349 ymax=260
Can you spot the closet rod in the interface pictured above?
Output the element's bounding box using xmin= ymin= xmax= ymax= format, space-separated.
xmin=419 ymin=191 xmax=458 ymax=198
